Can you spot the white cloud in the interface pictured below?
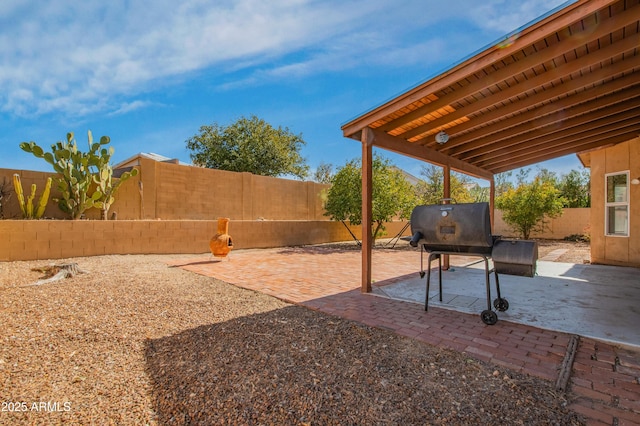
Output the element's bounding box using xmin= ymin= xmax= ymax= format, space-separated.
xmin=1 ymin=0 xmax=374 ymax=116
xmin=0 ymin=0 xmax=571 ymax=117
xmin=470 ymin=0 xmax=572 ymax=33
xmin=212 ymin=0 xmax=573 ymax=91
xmin=108 ymin=100 xmax=158 ymax=116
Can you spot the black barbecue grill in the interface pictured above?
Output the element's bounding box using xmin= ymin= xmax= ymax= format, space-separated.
xmin=409 ymin=202 xmax=538 ymax=325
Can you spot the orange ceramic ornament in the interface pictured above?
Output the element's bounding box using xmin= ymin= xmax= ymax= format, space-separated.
xmin=210 ymin=217 xmax=233 ymax=257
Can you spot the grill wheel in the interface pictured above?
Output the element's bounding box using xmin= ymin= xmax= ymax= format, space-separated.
xmin=493 ymin=298 xmax=510 ymax=312
xmin=481 ymin=310 xmax=498 ymax=325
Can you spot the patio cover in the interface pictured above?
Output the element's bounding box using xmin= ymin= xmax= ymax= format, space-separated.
xmin=341 ymin=0 xmax=640 ymax=292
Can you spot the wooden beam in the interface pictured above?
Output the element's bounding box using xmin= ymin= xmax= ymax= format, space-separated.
xmin=378 ymin=3 xmax=640 ymax=135
xmin=489 ymin=178 xmax=495 ymax=231
xmin=403 ymin=41 xmax=640 ymax=144
xmin=462 ymin=105 xmax=640 ymax=163
xmin=361 ymin=128 xmax=373 ymax=293
xmin=443 ymin=165 xmax=451 ymax=203
xmin=433 ymin=71 xmax=640 ymax=151
xmin=340 ymin=0 xmax=619 ymax=138
xmin=368 ymin=128 xmax=493 ymax=180
xmin=443 ymin=165 xmax=451 ymax=270
xmin=448 ymin=80 xmax=640 ymax=157
xmin=476 ymin=119 xmax=640 ymax=169
xmin=490 ymin=131 xmax=640 ymax=173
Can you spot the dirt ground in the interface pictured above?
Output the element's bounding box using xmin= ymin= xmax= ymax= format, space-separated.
xmin=531 ymin=239 xmax=589 ymax=263
xmin=0 ymin=241 xmax=588 ymax=425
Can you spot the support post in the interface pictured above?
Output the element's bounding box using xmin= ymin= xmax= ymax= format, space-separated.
xmin=490 ymin=176 xmax=496 ymax=231
xmin=361 ymin=128 xmax=374 ymax=293
xmin=443 ymin=165 xmax=451 ymax=270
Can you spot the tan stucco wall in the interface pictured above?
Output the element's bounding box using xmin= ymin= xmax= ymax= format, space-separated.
xmin=586 ymin=138 xmax=640 ymax=267
xmin=1 ymin=160 xmax=368 ymax=261
xmin=0 ymin=157 xmax=602 ymax=262
xmin=0 ymin=158 xmax=329 ymax=221
xmin=493 ymin=208 xmax=590 ymax=239
xmin=0 ymin=219 xmax=412 ymax=261
xmin=0 ymin=208 xmax=588 ymax=262
xmin=124 ymin=158 xmax=332 ymax=220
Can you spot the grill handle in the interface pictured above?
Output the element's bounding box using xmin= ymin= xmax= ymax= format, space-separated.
xmin=409 ymin=231 xmax=423 ymax=247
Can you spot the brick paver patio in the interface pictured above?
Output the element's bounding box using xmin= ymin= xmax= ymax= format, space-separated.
xmin=169 ymin=246 xmax=640 ymax=425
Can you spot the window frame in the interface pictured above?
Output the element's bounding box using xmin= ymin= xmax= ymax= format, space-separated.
xmin=604 ymin=170 xmax=629 ymax=237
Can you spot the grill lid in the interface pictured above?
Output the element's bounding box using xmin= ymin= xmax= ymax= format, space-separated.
xmin=410 ymin=202 xmax=493 ymax=251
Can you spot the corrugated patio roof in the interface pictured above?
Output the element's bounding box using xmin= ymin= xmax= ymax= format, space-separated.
xmin=341 ymin=0 xmax=640 ymax=180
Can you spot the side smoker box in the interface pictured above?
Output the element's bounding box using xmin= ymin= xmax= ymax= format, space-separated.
xmin=491 ymin=239 xmax=538 ymax=278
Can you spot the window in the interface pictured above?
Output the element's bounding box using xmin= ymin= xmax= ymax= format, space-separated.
xmin=605 ymin=171 xmax=629 ymax=237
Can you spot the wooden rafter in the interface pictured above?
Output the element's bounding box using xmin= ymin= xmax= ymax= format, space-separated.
xmin=341 ymin=0 xmax=640 ymax=177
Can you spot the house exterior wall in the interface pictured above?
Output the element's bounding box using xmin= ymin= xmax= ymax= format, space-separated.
xmin=587 ymin=138 xmax=640 ymax=267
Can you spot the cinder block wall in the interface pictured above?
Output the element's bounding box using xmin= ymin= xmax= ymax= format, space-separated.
xmin=0 ymin=220 xmax=412 ymax=261
xmin=0 ymin=158 xmax=330 ymax=221
xmin=143 ymin=160 xmax=330 ymax=220
xmin=493 ymin=208 xmax=590 ymax=239
xmin=1 ymin=159 xmax=592 ymax=262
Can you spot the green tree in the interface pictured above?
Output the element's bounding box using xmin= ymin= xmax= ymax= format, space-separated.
xmin=186 ymin=115 xmax=309 ymax=179
xmin=495 ymin=174 xmax=565 ymax=239
xmin=312 ymin=162 xmax=334 ymax=184
xmin=468 ymin=184 xmax=489 ymax=203
xmin=558 ymin=169 xmax=590 ymax=208
xmin=415 ymin=165 xmax=474 ymax=204
xmin=494 ymin=171 xmax=514 ymax=198
xmin=324 ymin=154 xmax=418 ymax=241
xmin=535 ymin=167 xmax=558 ymax=186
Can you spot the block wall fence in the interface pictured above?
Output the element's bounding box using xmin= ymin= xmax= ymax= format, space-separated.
xmin=1 ymin=159 xmax=590 ymax=261
xmin=493 ymin=208 xmax=590 ymax=239
xmin=1 ymin=157 xmax=329 ymax=221
xmin=0 ymin=219 xmax=414 ymax=261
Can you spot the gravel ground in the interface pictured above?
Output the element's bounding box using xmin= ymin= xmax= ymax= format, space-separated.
xmin=0 ymin=245 xmax=586 ymax=425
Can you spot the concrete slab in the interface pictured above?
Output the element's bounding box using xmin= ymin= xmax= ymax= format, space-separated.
xmin=373 ymin=260 xmax=640 ymax=348
xmin=539 ymin=248 xmax=568 ymax=261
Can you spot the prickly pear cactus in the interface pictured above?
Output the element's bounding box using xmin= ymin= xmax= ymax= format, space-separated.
xmin=19 ymin=130 xmax=137 ymax=220
xmin=91 ymin=136 xmax=138 ymax=220
xmin=20 ymin=132 xmax=96 ymax=219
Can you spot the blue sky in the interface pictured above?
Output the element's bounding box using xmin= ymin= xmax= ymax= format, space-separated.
xmin=0 ymin=0 xmax=583 ymax=181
